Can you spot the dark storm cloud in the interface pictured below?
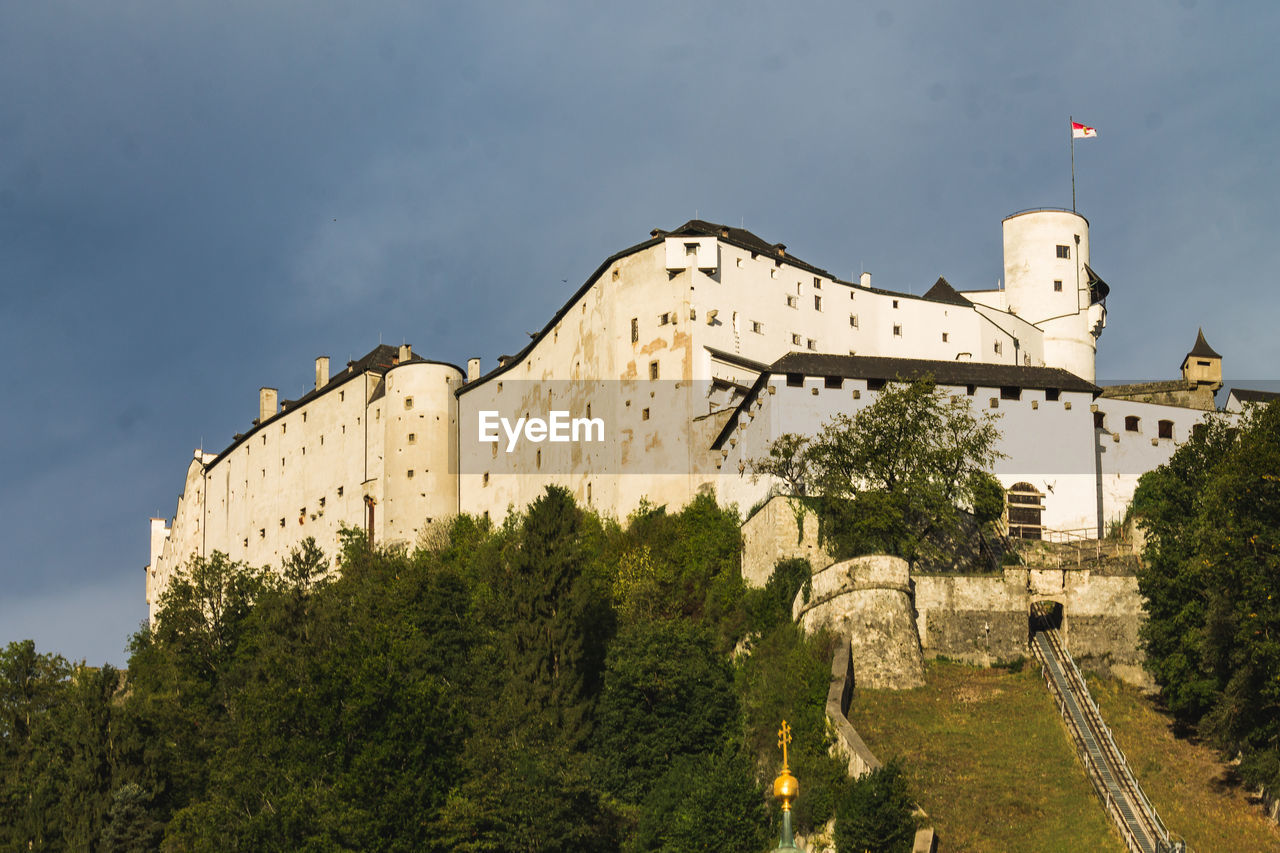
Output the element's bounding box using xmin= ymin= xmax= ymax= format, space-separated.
xmin=2 ymin=0 xmax=1277 ymax=664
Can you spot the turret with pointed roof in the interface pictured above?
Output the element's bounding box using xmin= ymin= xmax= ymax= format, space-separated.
xmin=1180 ymin=327 xmax=1223 ymax=393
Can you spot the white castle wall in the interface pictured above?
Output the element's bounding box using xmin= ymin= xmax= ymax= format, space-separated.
xmin=147 ymin=353 xmax=462 ymax=621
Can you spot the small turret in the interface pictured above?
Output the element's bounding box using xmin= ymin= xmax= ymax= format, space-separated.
xmin=1180 ymin=328 xmax=1223 ymax=393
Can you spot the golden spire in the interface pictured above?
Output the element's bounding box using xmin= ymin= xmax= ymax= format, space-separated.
xmin=773 ymin=719 xmax=799 ymax=812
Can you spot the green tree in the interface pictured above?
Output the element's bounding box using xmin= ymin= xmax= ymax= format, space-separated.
xmin=834 ymin=760 xmax=917 ymax=853
xmin=1133 ymin=402 xmax=1280 ymax=790
xmin=595 ymin=619 xmax=740 ymax=804
xmin=0 ymin=640 xmax=71 ymax=850
xmin=628 ymin=751 xmax=771 ymax=853
xmin=759 ymin=379 xmax=1002 ymax=565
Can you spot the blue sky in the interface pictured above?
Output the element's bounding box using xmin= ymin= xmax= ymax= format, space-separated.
xmin=2 ymin=1 xmax=1277 ymax=666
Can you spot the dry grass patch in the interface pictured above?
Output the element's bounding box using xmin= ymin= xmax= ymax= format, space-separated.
xmin=847 ymin=658 xmax=1124 ymax=852
xmin=1087 ymin=674 xmax=1280 ymax=852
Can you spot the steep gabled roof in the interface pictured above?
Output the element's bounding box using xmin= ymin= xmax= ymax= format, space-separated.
xmin=1229 ymin=388 xmax=1280 ymax=404
xmin=922 ymin=277 xmax=972 ymax=306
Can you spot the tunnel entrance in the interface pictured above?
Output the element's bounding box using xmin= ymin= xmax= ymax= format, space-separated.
xmin=1030 ymin=600 xmax=1064 ymax=636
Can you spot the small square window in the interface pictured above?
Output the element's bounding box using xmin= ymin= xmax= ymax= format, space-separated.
xmin=806 ymin=339 xmax=817 ymax=351
xmin=408 ymin=433 xmax=416 ymax=444
xmin=736 ymin=258 xmax=744 ymax=268
xmin=407 ymin=469 xmax=415 ymax=479
xmin=786 ymin=295 xmax=799 ymax=308
xmin=1056 ymin=245 xmax=1070 ymax=259
xmin=1125 ymin=415 xmax=1140 ymax=432
xmin=1045 ymin=388 xmax=1061 ymax=401
xmin=791 ymin=333 xmax=802 ymax=345
xmin=685 ymin=242 xmax=698 ymax=256
xmin=786 ymin=373 xmax=804 ymax=387
xmin=751 ymin=320 xmax=764 ymax=334
xmin=659 ymin=313 xmax=670 ymax=326
xmin=1054 ymin=280 xmax=1063 ymax=292
xmin=893 ymin=324 xmax=902 ymax=336
xmin=770 ymin=268 xmax=778 ymax=279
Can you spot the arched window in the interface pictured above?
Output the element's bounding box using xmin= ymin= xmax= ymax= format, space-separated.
xmin=1158 ymin=420 xmax=1174 ymax=440
xmin=1007 ymin=482 xmax=1044 ymax=540
xmin=1125 ymin=415 xmax=1140 ymax=432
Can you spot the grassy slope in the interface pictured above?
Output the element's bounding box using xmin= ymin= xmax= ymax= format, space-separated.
xmin=847 ymin=659 xmax=1124 ymax=852
xmin=1087 ymin=674 xmax=1280 ymax=852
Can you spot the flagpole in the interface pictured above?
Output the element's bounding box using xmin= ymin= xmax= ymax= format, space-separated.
xmin=1069 ymin=115 xmax=1077 ymax=212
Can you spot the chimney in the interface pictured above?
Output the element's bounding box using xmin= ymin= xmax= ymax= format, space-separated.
xmin=860 ymin=271 xmax=872 ymax=288
xmin=467 ymin=358 xmax=481 ymax=381
xmin=398 ymin=343 xmax=412 ymax=363
xmin=259 ymin=388 xmax=278 ymax=424
xmin=315 ymin=356 xmax=330 ymax=390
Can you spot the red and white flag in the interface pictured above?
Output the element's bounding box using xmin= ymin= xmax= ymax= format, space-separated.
xmin=1071 ymin=121 xmax=1097 ymax=139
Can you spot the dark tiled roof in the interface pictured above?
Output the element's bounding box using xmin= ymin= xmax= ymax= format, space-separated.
xmin=1186 ymin=328 xmax=1222 ymax=359
xmin=769 ymin=352 xmax=1098 ymax=393
xmin=1229 ymin=388 xmax=1280 ymax=404
xmin=657 ymin=219 xmax=837 ymax=280
xmin=922 ymin=277 xmax=971 ymax=306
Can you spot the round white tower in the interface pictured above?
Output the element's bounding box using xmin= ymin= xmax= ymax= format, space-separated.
xmin=1001 ymin=209 xmax=1107 ymax=382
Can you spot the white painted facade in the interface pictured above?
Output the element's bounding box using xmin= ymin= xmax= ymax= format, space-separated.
xmin=147 ymin=210 xmax=1221 ymax=615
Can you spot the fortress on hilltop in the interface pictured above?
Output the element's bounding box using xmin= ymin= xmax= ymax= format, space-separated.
xmin=146 ymin=208 xmax=1240 ymax=619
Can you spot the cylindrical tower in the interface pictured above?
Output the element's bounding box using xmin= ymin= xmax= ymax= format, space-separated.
xmin=1002 ymin=209 xmax=1105 ymax=382
xmin=381 ymin=360 xmax=463 ymax=546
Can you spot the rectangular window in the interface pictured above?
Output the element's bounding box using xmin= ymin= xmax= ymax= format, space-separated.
xmin=404 ymin=397 xmax=413 ymax=410
xmin=942 ymin=332 xmax=949 ymax=342
xmin=1125 ymin=415 xmax=1141 ymax=432
xmin=1054 ymin=280 xmax=1063 ymax=292
xmin=631 ymin=317 xmax=638 ymax=343
xmin=685 ymin=242 xmax=698 ymax=256
xmin=751 ymin=320 xmax=764 ymax=334
xmin=813 ymin=295 xmax=822 ymax=311
xmin=849 ymin=314 xmax=859 ymax=328
xmin=813 ymin=277 xmax=821 ymax=289
xmin=1158 ymin=419 xmax=1174 ymax=439
xmin=337 ymin=486 xmax=344 ymax=497
xmin=1000 ymin=386 xmax=1021 ymax=401
xmin=642 ymin=408 xmax=650 ymax=420
xmin=1045 ymin=388 xmax=1061 ymax=401
xmin=867 ymin=378 xmax=886 ymax=391
xmin=649 ymin=361 xmax=660 ymax=380
xmin=786 ymin=295 xmax=798 ymax=308
xmin=893 ymin=324 xmax=902 ymax=336
xmin=806 ymin=339 xmax=817 ymax=351
xmin=1056 ymin=245 xmax=1071 ymax=259
xmin=994 ymin=341 xmax=1003 ymax=355
xmin=824 ymin=376 xmax=843 ymax=389
xmin=791 ymin=333 xmax=802 ymax=345
xmin=408 ymin=433 xmax=416 ymax=444
xmin=407 ymin=469 xmax=414 ymax=479
xmin=892 ymin=299 xmax=899 ymax=309
xmin=659 ymin=312 xmax=670 ymax=326
xmin=786 ymin=374 xmax=804 ymax=387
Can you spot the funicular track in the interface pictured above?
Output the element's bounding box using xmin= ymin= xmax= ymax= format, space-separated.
xmin=1030 ymin=605 xmax=1183 ymax=853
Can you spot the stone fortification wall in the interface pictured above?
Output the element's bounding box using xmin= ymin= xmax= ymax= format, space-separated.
xmin=794 ymin=556 xmax=924 ymax=690
xmin=914 ymin=567 xmax=1151 ymax=688
xmin=740 ymin=496 xmax=833 ymax=588
xmin=825 ymin=639 xmax=882 ymax=778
